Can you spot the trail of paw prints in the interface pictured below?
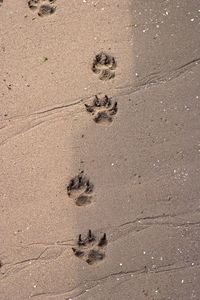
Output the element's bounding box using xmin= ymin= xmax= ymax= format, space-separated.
xmin=27 ymin=0 xmax=56 ymax=17
xmin=92 ymin=52 xmax=117 ymax=80
xmin=67 ymin=171 xmax=94 ymax=207
xmin=85 ymin=95 xmax=118 ymax=125
xmin=72 ymin=230 xmax=107 ymax=265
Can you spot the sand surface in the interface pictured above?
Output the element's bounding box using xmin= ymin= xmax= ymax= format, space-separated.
xmin=0 ymin=0 xmax=200 ymax=299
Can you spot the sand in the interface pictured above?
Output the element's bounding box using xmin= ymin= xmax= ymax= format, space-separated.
xmin=0 ymin=0 xmax=200 ymax=299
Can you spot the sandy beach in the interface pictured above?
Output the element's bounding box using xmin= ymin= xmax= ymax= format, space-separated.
xmin=1 ymin=0 xmax=200 ymax=299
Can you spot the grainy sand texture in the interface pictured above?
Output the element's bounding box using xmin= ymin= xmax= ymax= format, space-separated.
xmin=0 ymin=0 xmax=200 ymax=299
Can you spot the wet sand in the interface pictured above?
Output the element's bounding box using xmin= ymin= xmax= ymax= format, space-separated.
xmin=0 ymin=0 xmax=200 ymax=299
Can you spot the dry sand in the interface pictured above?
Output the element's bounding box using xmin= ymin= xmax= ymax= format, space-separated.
xmin=0 ymin=0 xmax=200 ymax=299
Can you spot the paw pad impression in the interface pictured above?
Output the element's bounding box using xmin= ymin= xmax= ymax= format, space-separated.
xmin=85 ymin=95 xmax=118 ymax=125
xmin=92 ymin=52 xmax=117 ymax=80
xmin=72 ymin=230 xmax=108 ymax=265
xmin=67 ymin=171 xmax=94 ymax=206
xmin=28 ymin=0 xmax=56 ymax=17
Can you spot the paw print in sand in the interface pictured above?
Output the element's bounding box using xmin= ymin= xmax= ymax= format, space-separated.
xmin=92 ymin=52 xmax=117 ymax=80
xmin=85 ymin=95 xmax=118 ymax=125
xmin=67 ymin=171 xmax=94 ymax=207
xmin=27 ymin=0 xmax=56 ymax=17
xmin=72 ymin=230 xmax=107 ymax=265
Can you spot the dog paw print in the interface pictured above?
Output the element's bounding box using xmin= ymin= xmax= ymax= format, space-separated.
xmin=92 ymin=52 xmax=117 ymax=80
xmin=85 ymin=95 xmax=118 ymax=125
xmin=72 ymin=230 xmax=107 ymax=265
xmin=27 ymin=0 xmax=56 ymax=17
xmin=67 ymin=171 xmax=94 ymax=206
